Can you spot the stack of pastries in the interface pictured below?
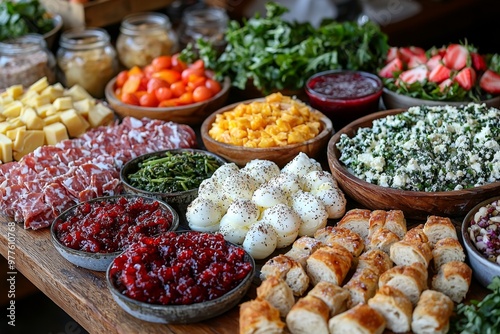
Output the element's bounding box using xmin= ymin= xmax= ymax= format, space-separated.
xmin=239 ymin=209 xmax=472 ymax=334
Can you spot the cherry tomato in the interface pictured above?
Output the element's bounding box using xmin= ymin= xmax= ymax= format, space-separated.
xmin=187 ymin=76 xmax=207 ymax=91
xmin=205 ymin=78 xmax=222 ymax=95
xmin=152 ymin=70 xmax=182 ymax=85
xmin=115 ymin=70 xmax=129 ymax=88
xmin=171 ymin=53 xmax=188 ymax=72
xmin=139 ymin=92 xmax=159 ymax=107
xmin=159 ymin=98 xmax=180 ymax=107
xmin=192 ymin=86 xmax=213 ymax=102
xmin=170 ymin=81 xmax=187 ymax=97
xmin=181 ymin=68 xmax=205 ymax=83
xmin=122 ymin=75 xmax=143 ymax=94
xmin=189 ymin=59 xmax=205 ymax=70
xmin=178 ymin=92 xmax=194 ymax=105
xmin=151 ymin=55 xmax=172 ymax=71
xmin=147 ymin=77 xmax=168 ymax=94
xmin=128 ymin=66 xmax=143 ymax=76
xmin=121 ymin=93 xmax=140 ymax=106
xmin=155 ymin=87 xmax=173 ymax=102
xmin=143 ymin=65 xmax=155 ymax=79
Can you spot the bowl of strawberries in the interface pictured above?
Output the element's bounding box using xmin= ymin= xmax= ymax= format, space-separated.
xmin=379 ymin=44 xmax=500 ymax=109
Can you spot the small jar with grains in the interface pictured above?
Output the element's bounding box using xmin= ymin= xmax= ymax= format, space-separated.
xmin=116 ymin=12 xmax=178 ymax=69
xmin=57 ymin=28 xmax=118 ymax=98
xmin=0 ymin=34 xmax=56 ymax=90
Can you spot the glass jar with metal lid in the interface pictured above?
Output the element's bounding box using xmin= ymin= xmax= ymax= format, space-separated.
xmin=116 ymin=12 xmax=179 ymax=69
xmin=57 ymin=28 xmax=118 ymax=98
xmin=0 ymin=34 xmax=56 ymax=90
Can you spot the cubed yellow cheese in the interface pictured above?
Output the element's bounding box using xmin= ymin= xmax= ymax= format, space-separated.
xmin=20 ymin=107 xmax=44 ymax=130
xmin=20 ymin=90 xmax=39 ymax=105
xmin=6 ymin=85 xmax=23 ymax=99
xmin=9 ymin=118 xmax=24 ymax=128
xmin=27 ymin=94 xmax=51 ymax=108
xmin=65 ymin=84 xmax=93 ymax=101
xmin=0 ymin=95 xmax=14 ymax=107
xmin=13 ymin=130 xmax=44 ymax=161
xmin=0 ymin=122 xmax=14 ymax=134
xmin=73 ymin=98 xmax=95 ymax=116
xmin=36 ymin=104 xmax=56 ymax=118
xmin=43 ymin=122 xmax=69 ymax=145
xmin=28 ymin=77 xmax=49 ymax=93
xmin=6 ymin=126 xmax=26 ymax=141
xmin=41 ymin=85 xmax=64 ymax=102
xmin=59 ymin=109 xmax=89 ymax=137
xmin=88 ymin=103 xmax=114 ymax=127
xmin=43 ymin=114 xmax=61 ymax=126
xmin=53 ymin=97 xmax=73 ymax=111
xmin=2 ymin=101 xmax=23 ymax=118
xmin=12 ymin=128 xmax=25 ymax=152
xmin=0 ymin=133 xmax=13 ymax=163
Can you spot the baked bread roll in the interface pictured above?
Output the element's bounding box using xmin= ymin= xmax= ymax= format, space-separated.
xmin=390 ymin=239 xmax=433 ymax=268
xmin=403 ymin=224 xmax=429 ymax=244
xmin=260 ymin=254 xmax=310 ymax=296
xmin=423 ymin=215 xmax=458 ymax=247
xmin=343 ymin=267 xmax=379 ymax=308
xmin=239 ymin=298 xmax=286 ymax=334
xmin=337 ymin=208 xmax=371 ymax=241
xmin=286 ymin=295 xmax=330 ymax=334
xmin=368 ymin=285 xmax=413 ymax=333
xmin=314 ymin=226 xmax=365 ymax=257
xmin=328 ymin=303 xmax=386 ymax=334
xmin=284 ymin=236 xmax=324 ymax=268
xmin=306 ymin=245 xmax=353 ymax=286
xmin=256 ymin=276 xmax=296 ymax=317
xmin=357 ymin=249 xmax=393 ymax=276
xmin=307 ymin=281 xmax=350 ymax=317
xmin=384 ymin=210 xmax=407 ymax=239
xmin=431 ymin=261 xmax=472 ymax=303
xmin=431 ymin=237 xmax=465 ymax=271
xmin=368 ymin=210 xmax=387 ymax=240
xmin=367 ymin=228 xmax=400 ymax=255
xmin=411 ymin=289 xmax=454 ymax=334
xmin=378 ymin=263 xmax=427 ymax=305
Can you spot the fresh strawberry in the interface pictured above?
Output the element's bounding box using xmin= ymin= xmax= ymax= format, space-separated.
xmin=479 ymin=69 xmax=500 ymax=94
xmin=378 ymin=57 xmax=403 ymax=78
xmin=443 ymin=44 xmax=469 ymax=71
xmin=399 ymin=46 xmax=427 ymax=64
xmin=454 ymin=67 xmax=476 ymax=90
xmin=428 ymin=63 xmax=451 ymax=83
xmin=397 ymin=65 xmax=429 ymax=85
xmin=426 ymin=54 xmax=443 ymax=71
xmin=471 ymin=52 xmax=487 ymax=72
xmin=386 ymin=47 xmax=400 ymax=62
xmin=439 ymin=78 xmax=453 ymax=92
xmin=429 ymin=47 xmax=447 ymax=58
xmin=407 ymin=55 xmax=427 ymax=69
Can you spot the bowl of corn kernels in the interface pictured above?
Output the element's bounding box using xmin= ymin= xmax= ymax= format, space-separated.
xmin=200 ymin=93 xmax=334 ymax=167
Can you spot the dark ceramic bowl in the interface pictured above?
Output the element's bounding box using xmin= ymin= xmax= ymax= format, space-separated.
xmin=51 ymin=194 xmax=179 ymax=271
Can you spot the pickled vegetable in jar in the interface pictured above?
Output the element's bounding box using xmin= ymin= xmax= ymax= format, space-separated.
xmin=57 ymin=28 xmax=118 ymax=98
xmin=0 ymin=34 xmax=56 ymax=90
xmin=116 ymin=12 xmax=178 ymax=69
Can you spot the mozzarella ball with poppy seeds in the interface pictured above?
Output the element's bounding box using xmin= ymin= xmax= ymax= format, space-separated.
xmin=219 ymin=217 xmax=250 ymax=244
xmin=311 ymin=186 xmax=347 ymax=219
xmin=197 ymin=178 xmax=231 ymax=211
xmin=222 ymin=199 xmax=260 ymax=228
xmin=281 ymin=152 xmax=322 ymax=177
xmin=267 ymin=172 xmax=302 ymax=196
xmin=291 ymin=190 xmax=328 ymax=237
xmin=222 ymin=171 xmax=258 ymax=201
xmin=186 ymin=197 xmax=224 ymax=232
xmin=261 ymin=203 xmax=302 ymax=248
xmin=252 ymin=183 xmax=288 ymax=209
xmin=211 ymin=162 xmax=240 ymax=186
xmin=301 ymin=170 xmax=338 ymax=192
xmin=242 ymin=221 xmax=278 ymax=259
xmin=241 ymin=159 xmax=281 ymax=185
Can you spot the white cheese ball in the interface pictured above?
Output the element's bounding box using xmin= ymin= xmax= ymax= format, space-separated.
xmin=197 ymin=178 xmax=232 ymax=211
xmin=219 ymin=217 xmax=250 ymax=244
xmin=186 ymin=197 xmax=224 ymax=232
xmin=222 ymin=171 xmax=258 ymax=201
xmin=261 ymin=203 xmax=301 ymax=248
xmin=241 ymin=159 xmax=281 ymax=185
xmin=301 ymin=170 xmax=338 ymax=192
xmin=251 ymin=183 xmax=288 ymax=209
xmin=222 ymin=199 xmax=260 ymax=228
xmin=311 ymin=186 xmax=347 ymax=219
xmin=242 ymin=221 xmax=278 ymax=260
xmin=291 ymin=190 xmax=328 ymax=237
xmin=281 ymin=152 xmax=322 ymax=177
xmin=267 ymin=172 xmax=302 ymax=196
xmin=211 ymin=162 xmax=240 ymax=186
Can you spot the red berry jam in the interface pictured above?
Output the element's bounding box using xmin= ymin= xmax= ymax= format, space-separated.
xmin=310 ymin=71 xmax=380 ymax=99
xmin=54 ymin=196 xmax=175 ymax=253
xmin=108 ymin=231 xmax=253 ymax=305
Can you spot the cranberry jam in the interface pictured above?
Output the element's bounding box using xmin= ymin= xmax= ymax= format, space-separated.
xmin=54 ymin=195 xmax=176 ymax=253
xmin=108 ymin=231 xmax=253 ymax=305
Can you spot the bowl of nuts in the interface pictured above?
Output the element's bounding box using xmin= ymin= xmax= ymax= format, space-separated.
xmin=201 ymin=93 xmax=334 ymax=167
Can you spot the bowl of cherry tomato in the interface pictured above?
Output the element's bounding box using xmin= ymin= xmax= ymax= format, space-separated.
xmin=105 ymin=54 xmax=231 ymax=125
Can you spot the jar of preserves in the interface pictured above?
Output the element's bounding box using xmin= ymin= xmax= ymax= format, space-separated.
xmin=0 ymin=34 xmax=56 ymax=90
xmin=57 ymin=28 xmax=118 ymax=98
xmin=116 ymin=12 xmax=178 ymax=69
xmin=178 ymin=6 xmax=228 ymax=54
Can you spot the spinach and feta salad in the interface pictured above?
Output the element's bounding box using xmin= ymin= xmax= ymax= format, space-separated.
xmin=186 ymin=1 xmax=389 ymax=95
xmin=336 ymin=103 xmax=500 ymax=192
xmin=0 ymin=0 xmax=55 ymax=41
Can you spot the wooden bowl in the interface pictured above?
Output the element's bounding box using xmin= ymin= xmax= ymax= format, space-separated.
xmin=327 ymin=109 xmax=500 ymax=220
xmin=105 ymin=77 xmax=231 ymax=125
xmin=201 ymin=98 xmax=334 ymax=168
xmin=382 ymin=88 xmax=500 ymax=110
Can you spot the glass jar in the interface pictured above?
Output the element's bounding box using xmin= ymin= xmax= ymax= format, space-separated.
xmin=0 ymin=34 xmax=56 ymax=90
xmin=57 ymin=28 xmax=118 ymax=98
xmin=178 ymin=6 xmax=228 ymax=54
xmin=116 ymin=12 xmax=178 ymax=69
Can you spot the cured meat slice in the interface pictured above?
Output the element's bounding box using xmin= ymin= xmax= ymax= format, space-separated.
xmin=44 ymin=183 xmax=76 ymax=216
xmin=19 ymin=192 xmax=54 ymax=230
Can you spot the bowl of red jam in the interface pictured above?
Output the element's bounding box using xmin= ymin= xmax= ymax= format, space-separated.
xmin=305 ymin=70 xmax=383 ymax=130
xmin=106 ymin=230 xmax=255 ymax=324
xmin=51 ymin=194 xmax=179 ymax=271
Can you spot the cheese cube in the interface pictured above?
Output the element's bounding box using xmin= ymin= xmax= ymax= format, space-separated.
xmin=28 ymin=94 xmax=51 ymax=108
xmin=59 ymin=109 xmax=89 ymax=137
xmin=0 ymin=122 xmax=14 ymax=134
xmin=6 ymin=126 xmax=26 ymax=141
xmin=41 ymin=85 xmax=64 ymax=102
xmin=73 ymin=98 xmax=95 ymax=117
xmin=43 ymin=122 xmax=69 ymax=145
xmin=28 ymin=77 xmax=49 ymax=93
xmin=36 ymin=104 xmax=57 ymax=118
xmin=13 ymin=130 xmax=44 ymax=161
xmin=0 ymin=95 xmax=14 ymax=107
xmin=65 ymin=84 xmax=93 ymax=101
xmin=20 ymin=107 xmax=44 ymax=130
xmin=88 ymin=103 xmax=114 ymax=127
xmin=43 ymin=114 xmax=61 ymax=126
xmin=0 ymin=133 xmax=13 ymax=163
xmin=2 ymin=101 xmax=23 ymax=118
xmin=20 ymin=90 xmax=39 ymax=105
xmin=53 ymin=97 xmax=74 ymax=111
xmin=6 ymin=85 xmax=23 ymax=99
xmin=9 ymin=118 xmax=24 ymax=128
